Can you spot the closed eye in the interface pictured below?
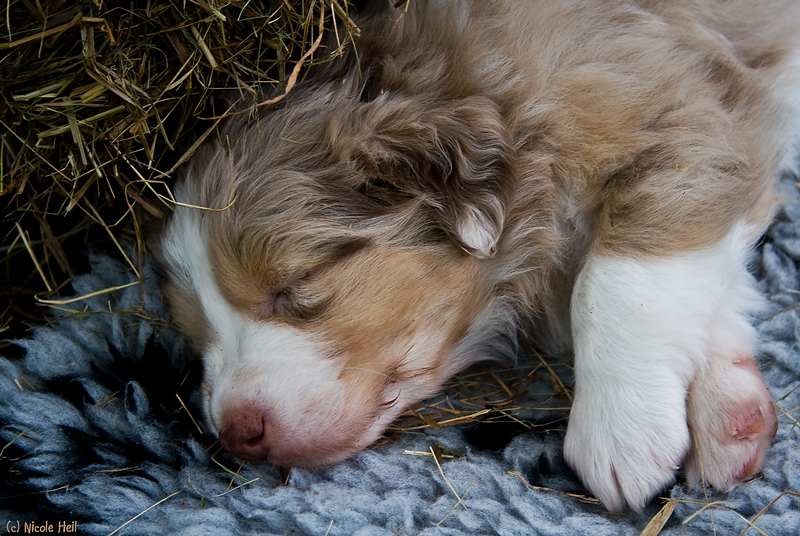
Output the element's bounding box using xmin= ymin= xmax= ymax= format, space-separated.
xmin=257 ymin=271 xmax=326 ymax=321
xmin=272 ymin=280 xmax=329 ymax=322
xmin=261 ymin=238 xmax=369 ymax=321
xmin=271 ymin=286 xmax=292 ymax=315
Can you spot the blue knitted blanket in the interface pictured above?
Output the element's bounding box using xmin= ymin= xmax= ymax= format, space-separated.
xmin=2 ymin=176 xmax=800 ymax=535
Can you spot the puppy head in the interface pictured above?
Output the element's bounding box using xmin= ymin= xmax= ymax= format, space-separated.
xmin=156 ymin=88 xmax=512 ymax=466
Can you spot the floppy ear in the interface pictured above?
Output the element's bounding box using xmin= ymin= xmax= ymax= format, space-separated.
xmin=330 ymin=95 xmax=512 ymax=258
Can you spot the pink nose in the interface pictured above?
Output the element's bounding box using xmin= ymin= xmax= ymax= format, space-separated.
xmin=218 ymin=412 xmax=271 ymax=459
xmin=216 ymin=404 xmax=368 ymax=467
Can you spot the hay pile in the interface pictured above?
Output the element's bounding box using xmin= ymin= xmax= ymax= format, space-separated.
xmin=0 ymin=0 xmax=358 ymax=337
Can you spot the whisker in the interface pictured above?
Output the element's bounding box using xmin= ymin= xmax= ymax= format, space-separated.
xmin=340 ymin=366 xmax=394 ymax=379
xmin=379 ymin=390 xmax=402 ymax=408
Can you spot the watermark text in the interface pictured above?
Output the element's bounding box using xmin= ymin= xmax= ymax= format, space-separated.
xmin=5 ymin=520 xmax=78 ymax=534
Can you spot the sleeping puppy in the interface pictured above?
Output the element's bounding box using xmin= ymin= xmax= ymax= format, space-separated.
xmin=155 ymin=0 xmax=800 ymax=511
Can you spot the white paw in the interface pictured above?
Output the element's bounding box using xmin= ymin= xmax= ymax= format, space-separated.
xmin=564 ymin=377 xmax=690 ymax=512
xmin=566 ymin=223 xmax=766 ymax=511
xmin=685 ymin=353 xmax=777 ymax=490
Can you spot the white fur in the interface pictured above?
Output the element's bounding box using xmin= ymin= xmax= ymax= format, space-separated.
xmin=564 ymin=221 xmax=766 ymax=511
xmin=457 ymin=204 xmax=502 ymax=258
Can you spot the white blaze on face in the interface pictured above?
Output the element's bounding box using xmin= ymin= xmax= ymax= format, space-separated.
xmin=206 ymin=320 xmax=342 ymax=426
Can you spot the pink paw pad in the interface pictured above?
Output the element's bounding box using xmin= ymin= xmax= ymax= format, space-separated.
xmin=731 ymin=406 xmax=766 ymax=439
xmin=730 ymin=400 xmax=777 ymax=480
xmin=685 ymin=353 xmax=777 ymax=490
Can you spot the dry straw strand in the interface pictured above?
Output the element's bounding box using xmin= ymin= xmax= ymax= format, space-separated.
xmin=639 ymin=499 xmax=677 ymax=536
xmin=106 ymin=490 xmax=183 ymax=536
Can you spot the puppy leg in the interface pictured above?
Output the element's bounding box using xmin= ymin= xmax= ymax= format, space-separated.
xmin=564 ymin=223 xmax=762 ymax=511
